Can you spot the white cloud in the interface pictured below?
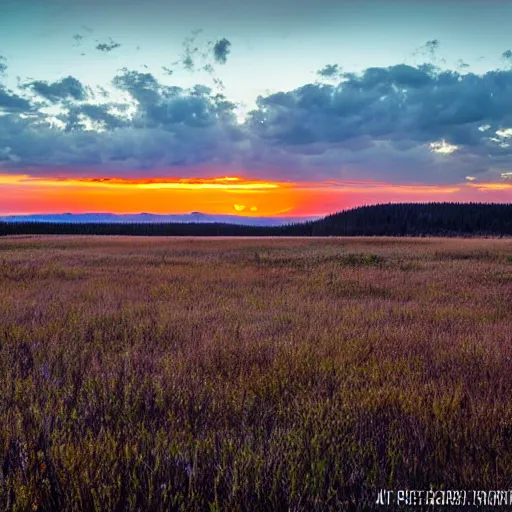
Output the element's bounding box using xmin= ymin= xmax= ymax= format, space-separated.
xmin=429 ymin=139 xmax=458 ymax=155
xmin=489 ymin=137 xmax=510 ymax=148
xmin=496 ymin=127 xmax=512 ymax=138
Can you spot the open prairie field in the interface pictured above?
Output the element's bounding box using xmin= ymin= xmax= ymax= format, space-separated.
xmin=1 ymin=236 xmax=511 ymax=511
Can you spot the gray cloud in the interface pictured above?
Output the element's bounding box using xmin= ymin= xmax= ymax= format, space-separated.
xmin=59 ymin=103 xmax=130 ymax=132
xmin=182 ymin=55 xmax=194 ymax=71
xmin=112 ymin=70 xmax=237 ymax=130
xmin=411 ymin=39 xmax=443 ymax=65
xmin=162 ymin=31 xmax=229 ymax=91
xmin=425 ymin=39 xmax=440 ymax=53
xmin=213 ymin=38 xmax=231 ymax=64
xmin=112 ymin=68 xmax=161 ymax=108
xmin=248 ymin=65 xmax=512 ymax=148
xmin=72 ymin=34 xmax=85 ymax=47
xmin=242 ymin=64 xmax=512 ymax=181
xmin=0 ymin=86 xmax=33 ymax=112
xmin=317 ymin=64 xmax=341 ymax=78
xmin=0 ymin=70 xmax=244 ymax=174
xmin=96 ymin=86 xmax=110 ymax=98
xmin=0 ymin=56 xmax=7 ymax=74
xmin=178 ymin=29 xmax=203 ymax=71
xmin=2 ymin=57 xmax=512 ymax=185
xmin=456 ymin=59 xmax=470 ymax=70
xmin=22 ymin=76 xmax=88 ymax=103
xmin=95 ymin=38 xmax=122 ymax=53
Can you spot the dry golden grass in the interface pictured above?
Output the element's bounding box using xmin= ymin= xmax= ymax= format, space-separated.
xmin=0 ymin=236 xmax=511 ymax=511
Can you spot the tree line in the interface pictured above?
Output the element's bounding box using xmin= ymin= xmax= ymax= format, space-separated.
xmin=1 ymin=203 xmax=511 ymax=237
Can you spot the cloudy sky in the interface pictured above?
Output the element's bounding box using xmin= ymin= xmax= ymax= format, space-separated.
xmin=1 ymin=0 xmax=511 ymax=216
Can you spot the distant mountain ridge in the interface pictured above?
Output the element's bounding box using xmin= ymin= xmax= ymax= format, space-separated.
xmin=1 ymin=203 xmax=511 ymax=237
xmin=0 ymin=212 xmax=315 ymax=227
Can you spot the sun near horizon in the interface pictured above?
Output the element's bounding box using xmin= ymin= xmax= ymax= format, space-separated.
xmin=1 ymin=173 xmax=510 ymax=218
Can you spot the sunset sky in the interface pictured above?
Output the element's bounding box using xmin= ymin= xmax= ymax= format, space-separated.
xmin=1 ymin=0 xmax=511 ymax=217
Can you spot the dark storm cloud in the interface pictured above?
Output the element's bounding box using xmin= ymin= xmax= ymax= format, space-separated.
xmin=213 ymin=38 xmax=231 ymax=64
xmin=3 ymin=58 xmax=512 ymax=184
xmin=22 ymin=76 xmax=88 ymax=103
xmin=95 ymin=38 xmax=122 ymax=53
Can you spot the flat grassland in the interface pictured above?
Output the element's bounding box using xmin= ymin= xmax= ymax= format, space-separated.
xmin=1 ymin=236 xmax=511 ymax=511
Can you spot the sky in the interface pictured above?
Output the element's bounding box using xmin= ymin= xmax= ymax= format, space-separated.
xmin=0 ymin=0 xmax=511 ymax=217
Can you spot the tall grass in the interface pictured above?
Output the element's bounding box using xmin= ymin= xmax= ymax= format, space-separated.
xmin=0 ymin=236 xmax=511 ymax=511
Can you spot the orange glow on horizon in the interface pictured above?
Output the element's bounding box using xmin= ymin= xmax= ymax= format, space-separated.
xmin=0 ymin=173 xmax=510 ymax=216
xmin=467 ymin=182 xmax=512 ymax=191
xmin=4 ymin=175 xmax=283 ymax=190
